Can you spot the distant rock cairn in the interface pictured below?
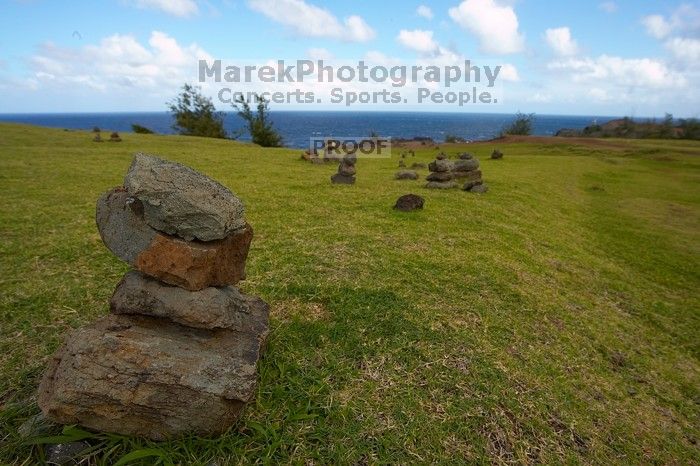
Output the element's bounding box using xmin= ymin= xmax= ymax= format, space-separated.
xmin=37 ymin=153 xmax=269 ymax=440
xmin=425 ymin=152 xmax=488 ymax=192
xmin=331 ymin=153 xmax=357 ymax=184
xmin=425 ymin=152 xmax=457 ymax=189
xmin=454 ymin=152 xmax=488 ymax=193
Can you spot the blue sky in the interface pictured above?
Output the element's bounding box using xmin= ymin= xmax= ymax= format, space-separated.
xmin=1 ymin=0 xmax=698 ymax=116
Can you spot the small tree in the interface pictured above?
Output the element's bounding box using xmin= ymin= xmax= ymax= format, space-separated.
xmin=167 ymin=84 xmax=227 ymax=138
xmin=233 ymin=94 xmax=282 ymax=147
xmin=504 ymin=111 xmax=535 ymax=136
xmin=659 ymin=113 xmax=675 ymax=138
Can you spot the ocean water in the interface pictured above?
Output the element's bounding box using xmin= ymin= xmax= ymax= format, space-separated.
xmin=0 ymin=111 xmax=616 ymax=148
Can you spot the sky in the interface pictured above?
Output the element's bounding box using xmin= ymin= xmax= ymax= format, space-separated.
xmin=0 ymin=0 xmax=699 ymax=116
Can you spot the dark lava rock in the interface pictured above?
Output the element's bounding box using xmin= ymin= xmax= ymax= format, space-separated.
xmin=394 ymin=194 xmax=424 ymax=211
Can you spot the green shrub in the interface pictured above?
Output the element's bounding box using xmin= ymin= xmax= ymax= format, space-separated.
xmin=167 ymin=84 xmax=227 ymax=139
xmin=504 ymin=112 xmax=535 ymax=136
xmin=131 ymin=124 xmax=155 ymax=134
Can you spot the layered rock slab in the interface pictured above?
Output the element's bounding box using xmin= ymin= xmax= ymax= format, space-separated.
xmin=38 ymin=313 xmax=267 ymax=440
xmin=111 ymin=271 xmax=269 ymax=334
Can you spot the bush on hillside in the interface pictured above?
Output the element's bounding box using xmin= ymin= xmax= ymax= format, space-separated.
xmin=504 ymin=112 xmax=535 ymax=136
xmin=131 ymin=124 xmax=155 ymax=134
xmin=167 ymin=84 xmax=227 ymax=139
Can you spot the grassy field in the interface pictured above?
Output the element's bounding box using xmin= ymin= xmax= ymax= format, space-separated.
xmin=0 ymin=123 xmax=698 ymax=464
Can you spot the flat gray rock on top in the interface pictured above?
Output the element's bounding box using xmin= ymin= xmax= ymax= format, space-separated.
xmin=124 ymin=153 xmax=246 ymax=241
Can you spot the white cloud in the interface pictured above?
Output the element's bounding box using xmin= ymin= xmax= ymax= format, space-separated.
xmin=499 ymin=63 xmax=519 ymax=81
xmin=598 ymin=2 xmax=617 ymax=14
xmin=397 ymin=29 xmax=439 ymax=55
xmin=665 ymin=37 xmax=700 ymax=64
xmin=448 ymin=0 xmax=524 ymax=55
xmin=642 ymin=4 xmax=700 ymax=39
xmin=545 ymin=27 xmax=579 ymax=57
xmin=29 ymin=31 xmax=211 ymax=93
xmin=642 ymin=15 xmax=672 ymax=39
xmin=131 ymin=0 xmax=199 ymax=17
xmin=416 ymin=5 xmax=433 ymax=20
xmin=527 ymin=92 xmax=552 ymax=103
xmin=307 ymin=47 xmax=333 ymax=60
xmin=588 ymin=87 xmax=610 ymax=102
xmin=248 ymin=0 xmax=375 ymax=42
xmin=547 ymin=55 xmax=686 ymax=88
xmin=395 ymin=29 xmax=462 ymax=64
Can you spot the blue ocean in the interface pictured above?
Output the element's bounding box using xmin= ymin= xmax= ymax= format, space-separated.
xmin=0 ymin=111 xmax=615 ymax=148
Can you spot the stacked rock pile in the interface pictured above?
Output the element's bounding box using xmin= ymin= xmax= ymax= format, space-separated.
xmin=38 ymin=153 xmax=269 ymax=440
xmin=453 ymin=152 xmax=487 ymax=192
xmin=331 ymin=153 xmax=357 ymax=184
xmin=109 ymin=132 xmax=122 ymax=142
xmin=425 ymin=153 xmax=456 ymax=189
xmin=491 ymin=149 xmax=504 ymax=159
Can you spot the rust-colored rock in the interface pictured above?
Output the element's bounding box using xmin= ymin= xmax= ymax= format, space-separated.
xmin=135 ymin=224 xmax=252 ymax=291
xmin=97 ymin=188 xmax=253 ymax=291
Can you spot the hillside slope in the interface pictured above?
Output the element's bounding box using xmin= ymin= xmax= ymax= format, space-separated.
xmin=1 ymin=124 xmax=698 ymax=464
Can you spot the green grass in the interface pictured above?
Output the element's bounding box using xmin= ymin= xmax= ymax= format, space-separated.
xmin=0 ymin=123 xmax=698 ymax=464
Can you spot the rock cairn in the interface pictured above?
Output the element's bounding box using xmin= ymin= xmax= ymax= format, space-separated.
xmin=453 ymin=152 xmax=487 ymax=192
xmin=331 ymin=153 xmax=356 ymax=184
xmin=491 ymin=149 xmax=504 ymax=159
xmin=109 ymin=132 xmax=122 ymax=142
xmin=425 ymin=153 xmax=456 ymax=189
xmin=38 ymin=153 xmax=269 ymax=440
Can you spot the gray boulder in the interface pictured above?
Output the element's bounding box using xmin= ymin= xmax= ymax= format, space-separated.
xmin=96 ymin=189 xmax=156 ymax=264
xmin=111 ymin=271 xmax=269 ymax=334
xmin=395 ymin=170 xmax=419 ymax=180
xmin=331 ymin=173 xmax=355 ymax=184
xmin=38 ymin=312 xmax=268 ymax=440
xmin=124 ymin=153 xmax=246 ymax=241
xmin=463 ymin=180 xmax=483 ymax=191
xmin=453 ymin=158 xmax=480 ymax=172
xmin=468 ymin=183 xmax=489 ymax=193
xmin=428 ymin=159 xmax=453 ymax=172
xmin=425 ymin=181 xmax=457 ymax=189
xmin=426 ymin=171 xmax=453 ymax=182
xmin=338 ymin=162 xmax=356 ymax=176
